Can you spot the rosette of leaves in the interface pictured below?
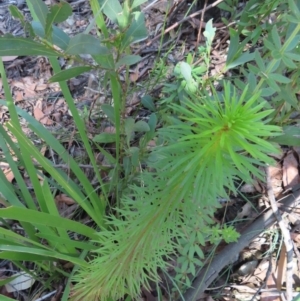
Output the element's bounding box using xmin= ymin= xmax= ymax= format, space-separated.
xmin=72 ymin=82 xmax=282 ymax=301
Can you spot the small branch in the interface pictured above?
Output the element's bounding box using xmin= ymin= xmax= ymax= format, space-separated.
xmin=181 ymin=188 xmax=300 ymax=301
xmin=266 ymin=166 xmax=294 ymax=301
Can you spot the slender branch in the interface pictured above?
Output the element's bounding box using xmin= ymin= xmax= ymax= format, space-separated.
xmin=266 ymin=166 xmax=294 ymax=301
xmin=182 ymin=188 xmax=300 ymax=301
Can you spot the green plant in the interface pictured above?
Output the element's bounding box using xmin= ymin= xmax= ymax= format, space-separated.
xmin=1 ymin=0 xmax=300 ymax=300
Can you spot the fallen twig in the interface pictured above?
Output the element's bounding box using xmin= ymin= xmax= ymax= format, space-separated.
xmin=266 ymin=166 xmax=294 ymax=301
xmin=181 ymin=187 xmax=300 ymax=301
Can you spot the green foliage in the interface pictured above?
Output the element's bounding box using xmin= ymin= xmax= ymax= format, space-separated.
xmin=0 ymin=0 xmax=300 ymax=300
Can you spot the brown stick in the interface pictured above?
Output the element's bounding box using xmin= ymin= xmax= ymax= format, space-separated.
xmin=181 ymin=187 xmax=300 ymax=301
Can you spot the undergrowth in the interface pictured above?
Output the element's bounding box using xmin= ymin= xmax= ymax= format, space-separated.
xmin=0 ymin=0 xmax=299 ymax=300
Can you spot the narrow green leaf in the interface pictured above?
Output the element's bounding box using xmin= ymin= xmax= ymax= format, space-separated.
xmin=270 ymin=125 xmax=300 ymax=146
xmin=45 ymin=2 xmax=72 ymax=39
xmin=282 ymin=56 xmax=297 ymax=68
xmin=0 ymin=207 xmax=98 ymax=240
xmin=269 ymin=73 xmax=291 ymax=83
xmin=49 ymin=66 xmax=93 ymax=83
xmin=32 ymin=21 xmax=70 ymax=50
xmin=226 ymin=51 xmax=255 ymax=70
xmin=99 ymin=0 xmax=122 ymax=23
xmin=27 ymin=0 xmax=48 ymax=27
xmin=285 ymin=51 xmax=300 ymax=61
xmin=0 ymin=246 xmax=88 ymax=267
xmin=66 ymin=34 xmax=109 ymax=55
xmin=271 ymin=26 xmax=281 ymax=49
xmin=0 ymin=37 xmax=60 ymax=56
xmin=122 ymin=12 xmax=147 ymax=48
xmin=115 ymin=55 xmax=142 ymax=68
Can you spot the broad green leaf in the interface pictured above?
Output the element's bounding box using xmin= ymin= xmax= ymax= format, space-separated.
xmin=92 ymin=53 xmax=115 ymax=69
xmin=101 ymin=104 xmax=115 ymax=123
xmin=45 ymin=2 xmax=72 ymax=39
xmin=179 ymin=62 xmax=192 ymax=82
xmin=133 ymin=120 xmax=150 ymax=132
xmin=27 ymin=0 xmax=48 ymax=27
xmin=98 ymin=0 xmax=122 ymax=23
xmin=66 ymin=34 xmax=109 ymax=55
xmin=115 ymin=55 xmax=142 ymax=68
xmin=0 ymin=37 xmax=60 ymax=56
xmin=132 ymin=0 xmax=148 ymax=9
xmin=0 ymin=207 xmax=98 ymax=240
xmin=32 ymin=21 xmax=70 ymax=50
xmin=129 ymin=147 xmax=140 ymax=167
xmin=269 ymin=125 xmax=300 ymax=146
xmin=122 ymin=12 xmax=147 ymax=48
xmin=141 ymin=95 xmax=155 ymax=111
xmin=203 ymin=19 xmax=216 ymax=49
xmin=49 ymin=66 xmax=93 ymax=83
xmin=93 ymin=133 xmax=116 ymax=143
xmin=124 ymin=117 xmax=135 ymax=144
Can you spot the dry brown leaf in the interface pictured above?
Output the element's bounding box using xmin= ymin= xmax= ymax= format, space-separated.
xmin=236 ymin=202 xmax=253 ymax=220
xmin=130 ymin=71 xmax=139 ymax=82
xmin=261 ymin=260 xmax=280 ymax=301
xmin=35 ymin=83 xmax=48 ymax=91
xmin=276 ymin=244 xmax=286 ymax=291
xmin=282 ymin=151 xmax=300 ymax=190
xmin=34 ymin=98 xmax=53 ymax=125
xmin=14 ymin=90 xmax=24 ymax=101
xmin=55 ymin=194 xmax=76 ymax=205
xmin=268 ymin=163 xmax=283 ymax=197
xmin=3 ymin=168 xmax=14 ymax=182
xmin=240 ymin=183 xmax=257 ymax=193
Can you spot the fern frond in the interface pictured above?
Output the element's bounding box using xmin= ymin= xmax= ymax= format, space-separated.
xmin=72 ymin=82 xmax=282 ymax=301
